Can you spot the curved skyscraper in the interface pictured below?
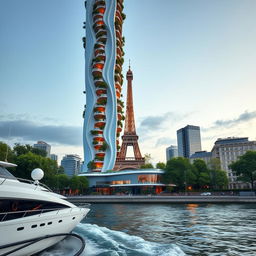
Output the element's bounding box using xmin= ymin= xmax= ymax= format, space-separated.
xmin=82 ymin=0 xmax=125 ymax=172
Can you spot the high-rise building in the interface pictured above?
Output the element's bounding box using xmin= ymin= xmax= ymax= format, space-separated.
xmin=33 ymin=141 xmax=51 ymax=157
xmin=82 ymin=0 xmax=125 ymax=172
xmin=61 ymin=154 xmax=81 ymax=177
xmin=189 ymin=151 xmax=212 ymax=166
xmin=177 ymin=125 xmax=202 ymax=158
xmin=166 ymin=145 xmax=178 ymax=161
xmin=211 ymin=137 xmax=256 ymax=189
xmin=50 ymin=154 xmax=58 ymax=162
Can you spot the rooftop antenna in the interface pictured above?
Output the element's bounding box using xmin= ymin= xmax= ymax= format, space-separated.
xmin=5 ymin=126 xmax=11 ymax=162
xmin=129 ymin=59 xmax=131 ymax=69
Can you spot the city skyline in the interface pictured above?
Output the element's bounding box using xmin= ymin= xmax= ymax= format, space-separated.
xmin=1 ymin=0 xmax=256 ymax=164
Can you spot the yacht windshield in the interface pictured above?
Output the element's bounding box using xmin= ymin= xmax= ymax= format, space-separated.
xmin=0 ymin=166 xmax=17 ymax=180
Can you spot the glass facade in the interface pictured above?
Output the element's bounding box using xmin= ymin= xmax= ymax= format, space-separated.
xmin=138 ymin=174 xmax=161 ymax=184
xmin=166 ymin=145 xmax=178 ymax=161
xmin=111 ymin=180 xmax=131 ymax=185
xmin=177 ymin=125 xmax=202 ymax=158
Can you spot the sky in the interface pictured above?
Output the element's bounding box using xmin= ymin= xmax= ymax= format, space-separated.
xmin=0 ymin=0 xmax=256 ymax=164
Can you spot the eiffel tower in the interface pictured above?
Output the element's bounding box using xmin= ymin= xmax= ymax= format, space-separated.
xmin=114 ymin=65 xmax=145 ymax=171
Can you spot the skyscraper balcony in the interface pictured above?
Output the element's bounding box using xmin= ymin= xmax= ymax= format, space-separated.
xmin=92 ymin=68 xmax=103 ymax=76
xmin=93 ymin=62 xmax=104 ymax=69
xmin=96 ymin=89 xmax=107 ymax=96
xmin=94 ymin=113 xmax=106 ymax=120
xmin=94 ymin=121 xmax=106 ymax=129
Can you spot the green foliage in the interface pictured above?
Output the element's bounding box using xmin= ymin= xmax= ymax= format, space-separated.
xmin=214 ymin=170 xmax=228 ymax=188
xmin=13 ymin=152 xmax=58 ymax=183
xmin=229 ymin=151 xmax=256 ymax=189
xmin=156 ymin=162 xmax=166 ymax=169
xmin=140 ymin=163 xmax=154 ymax=169
xmin=56 ymin=174 xmax=69 ymax=190
xmin=70 ymin=176 xmax=89 ymax=193
xmin=121 ymin=13 xmax=126 ymax=20
xmin=87 ymin=160 xmax=96 ymax=170
xmin=13 ymin=143 xmax=32 ymax=156
xmin=209 ymin=158 xmax=221 ymax=170
xmin=0 ymin=141 xmax=89 ymax=193
xmin=13 ymin=143 xmax=47 ymax=157
xmin=90 ymin=130 xmax=100 ymax=135
xmin=0 ymin=142 xmax=15 ymax=162
xmin=31 ymin=148 xmax=47 ymax=157
xmin=70 ymin=176 xmax=80 ymax=190
xmin=100 ymin=142 xmax=108 ymax=151
xmin=97 ymin=98 xmax=107 ymax=105
xmin=192 ymin=159 xmax=210 ymax=188
xmin=163 ymin=157 xmax=196 ymax=189
xmin=58 ymin=166 xmax=65 ymax=174
xmin=95 ymin=155 xmax=104 ymax=161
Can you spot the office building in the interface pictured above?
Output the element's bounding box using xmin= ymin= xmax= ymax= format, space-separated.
xmin=211 ymin=137 xmax=256 ymax=189
xmin=177 ymin=125 xmax=202 ymax=158
xmin=33 ymin=141 xmax=51 ymax=157
xmin=189 ymin=151 xmax=212 ymax=166
xmin=82 ymin=0 xmax=125 ymax=172
xmin=166 ymin=145 xmax=178 ymax=161
xmin=61 ymin=154 xmax=81 ymax=176
xmin=50 ymin=154 xmax=58 ymax=162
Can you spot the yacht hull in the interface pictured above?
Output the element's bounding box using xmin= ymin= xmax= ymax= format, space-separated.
xmin=0 ymin=207 xmax=89 ymax=256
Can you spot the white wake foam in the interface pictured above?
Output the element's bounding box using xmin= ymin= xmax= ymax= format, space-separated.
xmin=75 ymin=223 xmax=186 ymax=256
xmin=41 ymin=223 xmax=186 ymax=256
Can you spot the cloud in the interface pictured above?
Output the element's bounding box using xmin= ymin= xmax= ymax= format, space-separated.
xmin=139 ymin=112 xmax=175 ymax=131
xmin=155 ymin=137 xmax=176 ymax=147
xmin=0 ymin=119 xmax=82 ymax=146
xmin=205 ymin=110 xmax=256 ymax=131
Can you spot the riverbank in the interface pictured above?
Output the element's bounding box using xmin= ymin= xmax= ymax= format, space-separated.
xmin=66 ymin=195 xmax=256 ymax=204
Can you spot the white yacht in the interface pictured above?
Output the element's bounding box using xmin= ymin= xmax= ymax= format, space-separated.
xmin=0 ymin=161 xmax=90 ymax=256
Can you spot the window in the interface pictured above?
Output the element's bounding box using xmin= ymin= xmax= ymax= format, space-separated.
xmin=138 ymin=175 xmax=161 ymax=184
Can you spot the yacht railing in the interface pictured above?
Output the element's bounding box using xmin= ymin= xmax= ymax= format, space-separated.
xmin=17 ymin=177 xmax=53 ymax=192
xmin=0 ymin=176 xmax=53 ymax=192
xmin=0 ymin=204 xmax=90 ymax=222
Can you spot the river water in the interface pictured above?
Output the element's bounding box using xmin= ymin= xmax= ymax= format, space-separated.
xmin=41 ymin=203 xmax=256 ymax=256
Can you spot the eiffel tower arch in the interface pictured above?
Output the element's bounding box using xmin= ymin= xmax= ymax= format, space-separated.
xmin=114 ymin=66 xmax=145 ymax=171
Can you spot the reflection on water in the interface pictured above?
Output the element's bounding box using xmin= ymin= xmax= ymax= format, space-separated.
xmin=85 ymin=203 xmax=256 ymax=256
xmin=186 ymin=204 xmax=199 ymax=226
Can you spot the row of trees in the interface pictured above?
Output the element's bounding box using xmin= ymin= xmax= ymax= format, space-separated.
xmin=162 ymin=157 xmax=228 ymax=191
xmin=0 ymin=142 xmax=88 ymax=193
xmin=229 ymin=151 xmax=256 ymax=190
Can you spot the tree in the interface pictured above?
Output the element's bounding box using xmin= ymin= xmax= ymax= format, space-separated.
xmin=163 ymin=157 xmax=196 ymax=190
xmin=13 ymin=143 xmax=47 ymax=157
xmin=156 ymin=162 xmax=166 ymax=169
xmin=0 ymin=142 xmax=15 ymax=162
xmin=13 ymin=143 xmax=32 ymax=156
xmin=192 ymin=159 xmax=211 ymax=189
xmin=78 ymin=176 xmax=89 ymax=194
xmin=58 ymin=166 xmax=65 ymax=174
xmin=214 ymin=170 xmax=228 ymax=189
xmin=208 ymin=158 xmax=228 ymax=189
xmin=144 ymin=153 xmax=152 ymax=164
xmin=229 ymin=151 xmax=256 ymax=190
xmin=209 ymin=158 xmax=221 ymax=170
xmin=13 ymin=152 xmax=58 ymax=185
xmin=140 ymin=163 xmax=154 ymax=169
xmin=57 ymin=174 xmax=70 ymax=190
xmin=31 ymin=148 xmax=47 ymax=157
